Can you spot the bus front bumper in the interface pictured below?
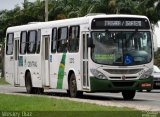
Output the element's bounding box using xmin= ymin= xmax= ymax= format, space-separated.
xmin=90 ymin=76 xmax=153 ymax=92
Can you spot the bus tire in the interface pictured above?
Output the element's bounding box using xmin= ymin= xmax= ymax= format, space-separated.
xmin=34 ymin=88 xmax=44 ymax=94
xmin=147 ymin=90 xmax=151 ymax=92
xmin=68 ymin=73 xmax=83 ymax=98
xmin=122 ymin=90 xmax=136 ymax=100
xmin=25 ymin=72 xmax=34 ymax=94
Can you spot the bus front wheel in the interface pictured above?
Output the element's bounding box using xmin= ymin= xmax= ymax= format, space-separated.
xmin=122 ymin=90 xmax=136 ymax=100
xmin=68 ymin=73 xmax=83 ymax=98
xmin=25 ymin=72 xmax=34 ymax=94
xmin=147 ymin=90 xmax=151 ymax=92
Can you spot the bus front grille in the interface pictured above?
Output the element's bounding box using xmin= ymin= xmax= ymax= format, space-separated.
xmin=109 ymin=77 xmax=121 ymax=79
xmin=109 ymin=76 xmax=137 ymax=80
xmin=104 ymin=69 xmax=142 ymax=74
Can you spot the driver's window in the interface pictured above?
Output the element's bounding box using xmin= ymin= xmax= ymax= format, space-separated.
xmin=141 ymin=33 xmax=147 ymax=48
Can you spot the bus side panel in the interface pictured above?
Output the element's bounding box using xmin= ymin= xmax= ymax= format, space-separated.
xmin=18 ymin=55 xmax=26 ymax=87
xmin=64 ymin=53 xmax=81 ymax=90
xmin=26 ymin=55 xmax=42 ymax=88
xmin=18 ymin=55 xmax=27 ymax=87
xmin=5 ymin=55 xmax=14 ymax=85
xmin=49 ymin=53 xmax=63 ymax=89
xmin=49 ymin=53 xmax=81 ymax=90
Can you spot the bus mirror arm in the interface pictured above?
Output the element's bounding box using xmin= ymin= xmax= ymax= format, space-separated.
xmin=87 ymin=37 xmax=95 ymax=48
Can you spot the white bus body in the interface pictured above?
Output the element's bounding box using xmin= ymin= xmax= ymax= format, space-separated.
xmin=5 ymin=14 xmax=153 ymax=99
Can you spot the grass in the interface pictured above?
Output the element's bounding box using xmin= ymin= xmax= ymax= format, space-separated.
xmin=0 ymin=94 xmax=147 ymax=117
xmin=0 ymin=93 xmax=134 ymax=111
xmin=0 ymin=78 xmax=9 ymax=85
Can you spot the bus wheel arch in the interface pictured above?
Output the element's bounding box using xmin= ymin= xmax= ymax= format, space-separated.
xmin=25 ymin=70 xmax=34 ymax=94
xmin=67 ymin=70 xmax=83 ymax=98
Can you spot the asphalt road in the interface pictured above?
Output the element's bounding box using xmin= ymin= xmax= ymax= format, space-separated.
xmin=0 ymin=85 xmax=160 ymax=111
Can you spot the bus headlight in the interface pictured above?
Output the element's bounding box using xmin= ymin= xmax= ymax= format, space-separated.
xmin=90 ymin=69 xmax=108 ymax=79
xmin=139 ymin=68 xmax=153 ymax=79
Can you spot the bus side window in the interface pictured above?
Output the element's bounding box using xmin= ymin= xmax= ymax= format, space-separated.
xmin=57 ymin=27 xmax=68 ymax=53
xmin=20 ymin=31 xmax=27 ymax=54
xmin=51 ymin=28 xmax=57 ymax=53
xmin=68 ymin=26 xmax=80 ymax=52
xmin=36 ymin=29 xmax=41 ymax=54
xmin=27 ymin=30 xmax=37 ymax=54
xmin=6 ymin=33 xmax=14 ymax=55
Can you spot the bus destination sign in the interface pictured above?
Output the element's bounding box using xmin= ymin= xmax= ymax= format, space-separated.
xmin=105 ymin=20 xmax=141 ymax=27
xmin=91 ymin=18 xmax=150 ymax=29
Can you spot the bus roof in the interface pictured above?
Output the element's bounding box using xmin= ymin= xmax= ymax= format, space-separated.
xmin=6 ymin=14 xmax=149 ymax=33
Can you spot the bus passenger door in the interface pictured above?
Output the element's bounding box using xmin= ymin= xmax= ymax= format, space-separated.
xmin=14 ymin=39 xmax=20 ymax=86
xmin=82 ymin=32 xmax=89 ymax=89
xmin=41 ymin=35 xmax=50 ymax=87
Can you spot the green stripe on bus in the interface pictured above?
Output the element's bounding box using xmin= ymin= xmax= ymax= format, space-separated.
xmin=57 ymin=53 xmax=66 ymax=89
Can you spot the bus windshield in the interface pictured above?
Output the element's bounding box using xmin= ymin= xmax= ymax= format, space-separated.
xmin=91 ymin=31 xmax=152 ymax=65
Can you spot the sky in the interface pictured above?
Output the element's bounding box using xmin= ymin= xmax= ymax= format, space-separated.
xmin=0 ymin=0 xmax=36 ymax=10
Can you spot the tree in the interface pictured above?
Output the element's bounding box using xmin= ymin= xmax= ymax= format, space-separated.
xmin=0 ymin=0 xmax=160 ymax=71
xmin=116 ymin=0 xmax=160 ymax=24
xmin=82 ymin=0 xmax=116 ymax=14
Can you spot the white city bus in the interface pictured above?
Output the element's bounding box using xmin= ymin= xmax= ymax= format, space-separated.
xmin=5 ymin=14 xmax=153 ymax=100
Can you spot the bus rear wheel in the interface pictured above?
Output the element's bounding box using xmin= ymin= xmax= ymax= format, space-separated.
xmin=68 ymin=73 xmax=83 ymax=98
xmin=122 ymin=90 xmax=136 ymax=100
xmin=25 ymin=72 xmax=34 ymax=94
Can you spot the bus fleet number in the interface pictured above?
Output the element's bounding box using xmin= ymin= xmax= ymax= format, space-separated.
xmin=69 ymin=58 xmax=74 ymax=64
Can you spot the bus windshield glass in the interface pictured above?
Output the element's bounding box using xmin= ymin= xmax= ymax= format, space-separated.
xmin=91 ymin=31 xmax=152 ymax=65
